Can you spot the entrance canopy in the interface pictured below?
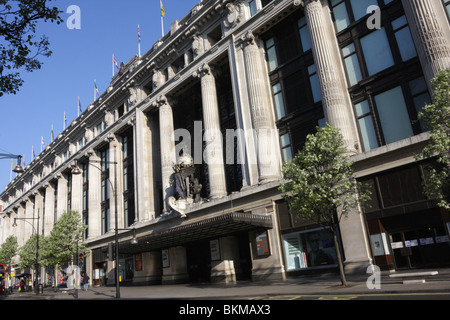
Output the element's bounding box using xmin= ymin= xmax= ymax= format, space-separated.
xmin=118 ymin=212 xmax=273 ymax=255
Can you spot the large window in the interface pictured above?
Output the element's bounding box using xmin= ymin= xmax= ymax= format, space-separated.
xmin=122 ymin=130 xmax=135 ymax=227
xmin=100 ymin=148 xmax=110 ymax=234
xmin=333 ymin=0 xmax=428 ymax=151
xmin=263 ymin=11 xmax=324 ymax=161
xmin=82 ymin=162 xmax=89 ymax=239
xmin=354 ymin=77 xmax=431 ymax=151
xmin=330 ymin=0 xmax=395 ymax=32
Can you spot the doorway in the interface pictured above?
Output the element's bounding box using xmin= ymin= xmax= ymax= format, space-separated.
xmin=389 ymin=225 xmax=450 ymax=269
xmin=186 ymin=241 xmax=211 ymax=283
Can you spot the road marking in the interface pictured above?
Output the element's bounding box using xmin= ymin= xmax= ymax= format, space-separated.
xmin=265 ymin=295 xmax=303 ymax=300
xmin=318 ymin=295 xmax=357 ymax=300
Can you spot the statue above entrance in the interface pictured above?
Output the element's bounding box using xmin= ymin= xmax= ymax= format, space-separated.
xmin=168 ymin=153 xmax=203 ymax=217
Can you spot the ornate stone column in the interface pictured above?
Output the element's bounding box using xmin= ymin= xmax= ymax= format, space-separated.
xmin=242 ymin=31 xmax=281 ymax=182
xmin=43 ymin=183 xmax=55 ymax=237
xmin=401 ymin=0 xmax=450 ymax=91
xmin=156 ymin=96 xmax=177 ymax=213
xmin=299 ymin=0 xmax=359 ymax=153
xmin=194 ymin=63 xmax=227 ymax=199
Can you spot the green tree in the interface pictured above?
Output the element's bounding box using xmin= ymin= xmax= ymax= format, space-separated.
xmin=279 ymin=124 xmax=370 ymax=287
xmin=0 ymin=0 xmax=63 ymax=97
xmin=0 ymin=235 xmax=18 ymax=271
xmin=45 ymin=210 xmax=86 ymax=268
xmin=416 ymin=69 xmax=450 ymax=210
xmin=18 ymin=234 xmax=42 ymax=269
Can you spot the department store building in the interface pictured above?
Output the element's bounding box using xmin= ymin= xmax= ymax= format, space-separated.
xmin=1 ymin=0 xmax=450 ymax=286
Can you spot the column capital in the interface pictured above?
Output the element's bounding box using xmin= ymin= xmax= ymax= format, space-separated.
xmin=242 ymin=30 xmax=257 ymax=46
xmin=193 ymin=63 xmax=218 ymax=79
xmin=294 ymin=0 xmax=320 ymax=7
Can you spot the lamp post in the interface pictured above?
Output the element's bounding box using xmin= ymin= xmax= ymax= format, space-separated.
xmin=12 ymin=210 xmax=40 ymax=294
xmin=71 ymin=146 xmax=137 ymax=299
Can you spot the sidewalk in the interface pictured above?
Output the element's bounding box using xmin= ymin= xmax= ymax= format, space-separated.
xmin=4 ymin=268 xmax=448 ymax=300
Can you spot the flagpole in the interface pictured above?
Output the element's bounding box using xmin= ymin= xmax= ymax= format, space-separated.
xmin=138 ymin=25 xmax=141 ymax=57
xmin=112 ymin=55 xmax=115 ymax=77
xmin=161 ymin=16 xmax=164 ymax=37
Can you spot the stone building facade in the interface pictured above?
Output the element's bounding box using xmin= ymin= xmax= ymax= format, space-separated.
xmin=1 ymin=0 xmax=450 ymax=286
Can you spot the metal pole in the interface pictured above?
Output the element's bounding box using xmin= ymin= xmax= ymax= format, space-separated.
xmin=35 ymin=210 xmax=39 ymax=294
xmin=114 ymin=145 xmax=120 ymax=299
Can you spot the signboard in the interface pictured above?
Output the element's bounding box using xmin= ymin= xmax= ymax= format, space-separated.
xmin=256 ymin=231 xmax=270 ymax=256
xmin=162 ymin=249 xmax=170 ymax=268
xmin=210 ymin=239 xmax=221 ymax=261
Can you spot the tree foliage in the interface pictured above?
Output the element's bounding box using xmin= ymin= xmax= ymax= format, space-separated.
xmin=0 ymin=235 xmax=18 ymax=270
xmin=416 ymin=69 xmax=450 ymax=210
xmin=280 ymin=124 xmax=370 ymax=231
xmin=18 ymin=234 xmax=41 ymax=268
xmin=43 ymin=210 xmax=86 ymax=267
xmin=0 ymin=0 xmax=63 ymax=96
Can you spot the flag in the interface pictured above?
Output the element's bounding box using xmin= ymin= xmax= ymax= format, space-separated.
xmin=113 ymin=55 xmax=120 ymax=70
xmin=78 ymin=96 xmax=82 ymax=116
xmin=94 ymin=79 xmax=99 ymax=97
xmin=160 ymin=0 xmax=165 ymax=17
xmin=138 ymin=25 xmax=141 ymax=44
xmin=64 ymin=112 xmax=67 ymax=130
xmin=32 ymin=145 xmax=35 ymax=160
xmin=41 ymin=136 xmax=45 ymax=152
xmin=51 ymin=124 xmax=54 ymax=142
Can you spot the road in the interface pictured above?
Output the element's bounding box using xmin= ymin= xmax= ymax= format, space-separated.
xmin=260 ymin=292 xmax=450 ymax=300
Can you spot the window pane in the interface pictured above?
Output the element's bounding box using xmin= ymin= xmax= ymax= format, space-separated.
xmin=355 ymin=100 xmax=371 ymax=117
xmin=280 ymin=133 xmax=290 ymax=148
xmin=266 ymin=46 xmax=278 ymax=71
xmin=332 ymin=2 xmax=350 ymax=32
xmin=272 ymin=84 xmax=286 ymax=120
xmin=360 ymin=28 xmax=394 ymax=76
xmin=350 ymin=0 xmax=378 ymax=21
xmin=358 ymin=116 xmax=379 ymax=151
xmin=375 ymin=87 xmax=413 ymax=144
xmin=308 ymin=64 xmax=322 ymax=103
xmin=395 ymin=27 xmax=417 ymax=61
xmin=250 ymin=0 xmax=257 ymax=15
xmin=298 ymin=17 xmax=312 ymax=52
xmin=282 ymin=148 xmax=293 ymax=162
xmin=409 ymin=77 xmax=427 ymax=95
xmin=344 ymin=53 xmax=363 ymax=86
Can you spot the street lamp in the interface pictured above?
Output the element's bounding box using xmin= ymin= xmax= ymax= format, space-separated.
xmin=12 ymin=210 xmax=41 ymax=294
xmin=0 ymin=154 xmax=25 ymax=174
xmin=72 ymin=146 xmax=137 ymax=299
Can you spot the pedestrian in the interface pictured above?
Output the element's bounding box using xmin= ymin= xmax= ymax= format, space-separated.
xmin=19 ymin=279 xmax=25 ymax=292
xmin=83 ymin=273 xmax=89 ymax=291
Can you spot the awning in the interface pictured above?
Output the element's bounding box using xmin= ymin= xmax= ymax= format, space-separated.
xmin=118 ymin=212 xmax=273 ymax=255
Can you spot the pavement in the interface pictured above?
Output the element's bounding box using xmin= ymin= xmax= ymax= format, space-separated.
xmin=2 ymin=268 xmax=450 ymax=301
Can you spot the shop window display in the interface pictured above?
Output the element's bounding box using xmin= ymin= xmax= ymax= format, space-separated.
xmin=283 ymin=228 xmax=337 ymax=270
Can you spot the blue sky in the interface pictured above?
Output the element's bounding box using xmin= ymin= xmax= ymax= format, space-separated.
xmin=0 ymin=0 xmax=201 ymax=191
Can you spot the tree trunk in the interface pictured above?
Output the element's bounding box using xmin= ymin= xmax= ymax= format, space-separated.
xmin=333 ymin=230 xmax=347 ymax=287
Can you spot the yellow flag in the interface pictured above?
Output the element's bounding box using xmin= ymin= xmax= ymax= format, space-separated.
xmin=160 ymin=0 xmax=165 ymax=17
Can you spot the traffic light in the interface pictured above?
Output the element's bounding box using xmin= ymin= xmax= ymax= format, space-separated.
xmin=78 ymin=253 xmax=84 ymax=268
